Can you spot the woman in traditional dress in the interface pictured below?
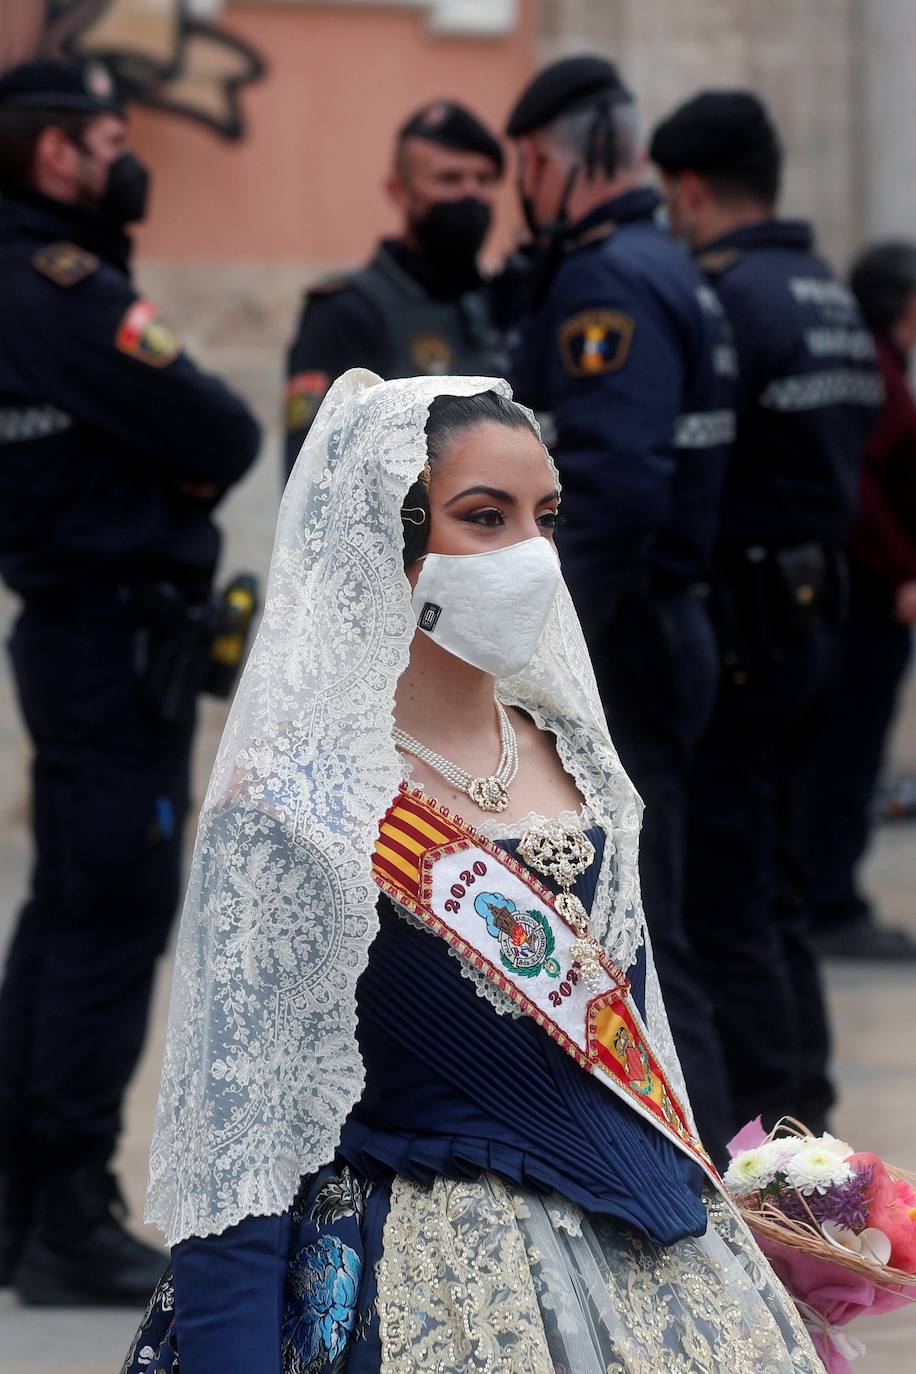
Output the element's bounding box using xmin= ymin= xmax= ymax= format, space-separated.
xmin=123 ymin=372 xmax=819 ymax=1373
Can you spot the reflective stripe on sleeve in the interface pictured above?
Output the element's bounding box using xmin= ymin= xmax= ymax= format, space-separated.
xmin=0 ymin=406 xmax=73 ymax=442
xmin=759 ymin=369 xmax=885 ymax=411
xmin=674 ymin=409 xmax=736 ymax=449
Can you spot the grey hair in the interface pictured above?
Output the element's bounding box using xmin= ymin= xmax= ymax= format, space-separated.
xmin=541 ymin=100 xmax=643 ymax=179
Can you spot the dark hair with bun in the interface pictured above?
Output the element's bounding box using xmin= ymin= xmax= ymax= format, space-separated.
xmin=401 ymin=391 xmax=537 ymax=566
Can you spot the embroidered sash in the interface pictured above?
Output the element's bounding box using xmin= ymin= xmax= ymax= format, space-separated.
xmin=372 ymin=785 xmax=718 ymax=1184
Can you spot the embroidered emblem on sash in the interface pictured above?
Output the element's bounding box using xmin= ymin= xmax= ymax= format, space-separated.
xmin=474 ymin=892 xmax=560 ymax=979
xmin=372 ymin=785 xmax=718 ymax=1184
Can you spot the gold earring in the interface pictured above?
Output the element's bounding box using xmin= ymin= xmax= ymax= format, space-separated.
xmin=401 ymin=506 xmax=427 ymax=526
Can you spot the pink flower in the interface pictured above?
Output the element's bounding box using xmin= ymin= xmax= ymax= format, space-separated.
xmin=727 ymin=1116 xmax=768 ymax=1156
xmin=848 ymin=1153 xmax=916 ymax=1272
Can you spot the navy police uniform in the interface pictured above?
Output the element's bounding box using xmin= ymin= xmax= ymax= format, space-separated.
xmin=682 ymin=221 xmax=882 ymax=1131
xmin=284 ymin=100 xmax=507 ymax=476
xmin=650 ymin=90 xmax=884 ymax=1133
xmin=285 ymin=239 xmax=506 ymax=475
xmin=508 ymin=58 xmax=737 ymax=1165
xmin=0 ymin=175 xmax=260 ymax=1222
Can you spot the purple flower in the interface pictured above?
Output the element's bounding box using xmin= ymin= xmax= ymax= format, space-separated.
xmin=774 ymin=1164 xmax=874 ymax=1231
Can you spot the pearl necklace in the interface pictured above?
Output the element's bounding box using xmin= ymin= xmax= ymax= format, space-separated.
xmin=393 ymin=702 xmax=519 ymax=813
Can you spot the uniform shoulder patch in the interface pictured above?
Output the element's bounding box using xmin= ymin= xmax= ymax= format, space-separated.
xmin=115 ymin=299 xmax=181 ymax=368
xmin=558 ymin=308 xmax=634 ymax=378
xmin=32 ymin=241 xmax=99 ymax=288
xmin=410 ymin=332 xmax=453 ymax=375
xmin=308 ymin=272 xmax=354 ymax=299
xmin=696 ymin=248 xmax=742 ymax=277
xmin=285 ymin=371 xmax=331 ymax=433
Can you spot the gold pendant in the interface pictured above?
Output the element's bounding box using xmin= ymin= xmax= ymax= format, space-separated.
xmin=555 ymin=891 xmax=589 ymax=927
xmin=517 ymin=821 xmax=595 ymax=887
xmin=467 ymin=775 xmax=510 ymax=813
xmin=570 ymin=935 xmax=604 ymax=985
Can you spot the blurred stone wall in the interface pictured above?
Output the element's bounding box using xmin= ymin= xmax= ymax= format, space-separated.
xmin=539 ymin=0 xmax=862 ymax=269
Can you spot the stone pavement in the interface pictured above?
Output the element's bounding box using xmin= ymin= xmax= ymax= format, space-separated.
xmin=1 ymin=655 xmax=914 ymax=1372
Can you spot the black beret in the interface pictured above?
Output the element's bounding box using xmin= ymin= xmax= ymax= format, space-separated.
xmin=649 ymin=90 xmax=779 ymax=175
xmin=398 ymin=101 xmax=503 ymax=174
xmin=506 ymin=55 xmax=632 ymax=139
xmin=0 ymin=59 xmax=123 ymax=117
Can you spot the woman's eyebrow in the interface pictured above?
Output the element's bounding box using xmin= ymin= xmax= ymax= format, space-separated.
xmin=538 ymin=489 xmax=561 ymax=506
xmin=443 ymin=485 xmax=515 ymax=507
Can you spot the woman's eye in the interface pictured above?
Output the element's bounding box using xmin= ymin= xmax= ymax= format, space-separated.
xmin=538 ymin=511 xmax=563 ymax=529
xmin=464 ymin=508 xmax=505 ymax=527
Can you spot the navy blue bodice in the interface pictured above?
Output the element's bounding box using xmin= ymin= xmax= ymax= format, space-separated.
xmin=340 ymin=828 xmax=705 ymax=1240
xmin=172 ymin=825 xmax=706 ymax=1370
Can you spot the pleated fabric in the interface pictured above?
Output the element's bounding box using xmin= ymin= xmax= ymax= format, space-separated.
xmin=125 ymin=827 xmax=711 ymax=1374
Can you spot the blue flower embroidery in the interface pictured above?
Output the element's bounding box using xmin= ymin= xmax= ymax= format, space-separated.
xmin=283 ymin=1235 xmax=361 ymax=1372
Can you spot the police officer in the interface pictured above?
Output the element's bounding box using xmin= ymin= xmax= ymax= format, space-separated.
xmin=806 ymin=243 xmax=916 ymax=961
xmin=506 ymin=57 xmax=736 ymax=1165
xmin=650 ymin=92 xmax=884 ymax=1133
xmin=284 ymin=100 xmax=507 ymax=475
xmin=0 ymin=60 xmax=261 ymax=1303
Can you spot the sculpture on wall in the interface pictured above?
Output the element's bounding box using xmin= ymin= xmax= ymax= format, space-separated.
xmin=0 ymin=0 xmax=264 ymax=139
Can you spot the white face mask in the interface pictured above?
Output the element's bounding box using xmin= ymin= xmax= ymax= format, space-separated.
xmin=411 ymin=536 xmax=562 ymax=678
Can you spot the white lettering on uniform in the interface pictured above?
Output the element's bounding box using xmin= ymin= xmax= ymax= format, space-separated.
xmin=804 ymin=327 xmax=875 ymax=361
xmin=789 ymin=277 xmax=856 ymax=309
xmin=714 ymin=343 xmax=738 ymax=377
xmin=759 ymin=369 xmax=884 ymax=411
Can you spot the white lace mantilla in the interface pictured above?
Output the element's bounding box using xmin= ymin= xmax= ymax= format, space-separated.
xmin=146 ymin=370 xmax=693 ymax=1247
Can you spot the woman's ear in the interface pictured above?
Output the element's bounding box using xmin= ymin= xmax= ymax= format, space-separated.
xmin=401 ymin=479 xmax=430 ymax=568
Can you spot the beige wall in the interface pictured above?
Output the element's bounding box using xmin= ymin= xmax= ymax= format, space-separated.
xmin=130 ymin=0 xmax=536 ymax=267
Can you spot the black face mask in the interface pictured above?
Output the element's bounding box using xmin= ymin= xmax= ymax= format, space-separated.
xmin=98 ymin=152 xmax=150 ymax=225
xmin=516 ymin=163 xmax=580 ymax=311
xmin=411 ymin=197 xmax=491 ymax=269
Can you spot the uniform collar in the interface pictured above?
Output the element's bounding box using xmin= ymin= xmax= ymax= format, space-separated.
xmin=567 ymin=185 xmax=660 ymax=246
xmin=695 ymin=218 xmax=814 ymax=256
xmin=378 ymin=237 xmax=483 ymax=302
xmin=0 ymin=189 xmax=132 ymax=273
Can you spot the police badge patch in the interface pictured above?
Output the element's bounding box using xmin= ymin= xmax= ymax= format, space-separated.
xmin=115 ymin=301 xmax=181 ymax=367
xmin=32 ymin=242 xmax=99 ymax=289
xmin=558 ymin=309 xmax=635 ymax=377
xmin=410 ymin=332 xmax=453 ymax=375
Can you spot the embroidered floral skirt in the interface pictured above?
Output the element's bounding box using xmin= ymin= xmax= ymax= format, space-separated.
xmin=122 ymin=1166 xmax=820 ymax=1374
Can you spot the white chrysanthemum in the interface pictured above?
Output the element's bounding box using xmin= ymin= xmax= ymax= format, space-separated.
xmin=724 ymin=1147 xmax=779 ymax=1196
xmin=785 ymin=1144 xmax=854 ymax=1196
xmin=760 ymin=1136 xmax=807 ymax=1172
xmin=819 ymin=1132 xmax=855 ymax=1160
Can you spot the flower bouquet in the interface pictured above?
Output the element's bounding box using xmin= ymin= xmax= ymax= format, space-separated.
xmin=724 ymin=1118 xmax=916 ymax=1371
